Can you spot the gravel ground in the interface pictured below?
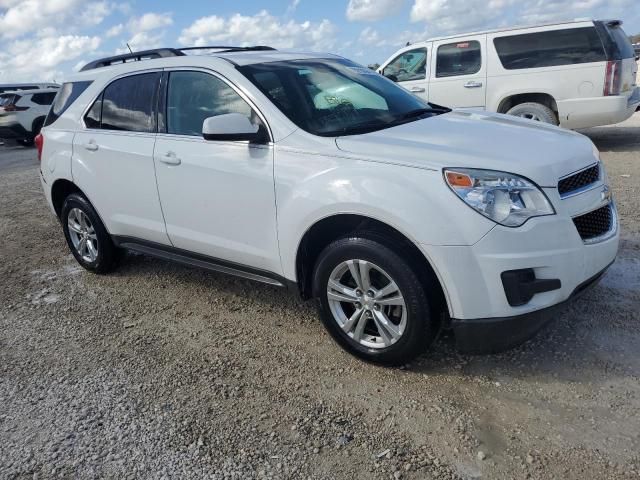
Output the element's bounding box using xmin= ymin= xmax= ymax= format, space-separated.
xmin=1 ymin=115 xmax=639 ymax=480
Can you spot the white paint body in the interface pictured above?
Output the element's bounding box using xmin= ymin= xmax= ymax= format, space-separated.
xmin=379 ymin=20 xmax=639 ymax=129
xmin=40 ymin=51 xmax=619 ymax=324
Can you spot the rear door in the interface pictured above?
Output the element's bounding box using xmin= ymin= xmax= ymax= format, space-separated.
xmin=428 ymin=35 xmax=487 ymax=108
xmin=380 ymin=46 xmax=430 ymax=101
xmin=72 ymin=71 xmax=170 ymax=245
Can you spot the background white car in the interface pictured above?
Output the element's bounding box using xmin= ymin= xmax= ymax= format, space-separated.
xmin=379 ymin=19 xmax=639 ymax=129
xmin=0 ymin=88 xmax=58 ymax=146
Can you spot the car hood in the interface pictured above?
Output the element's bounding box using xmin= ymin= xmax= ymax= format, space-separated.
xmin=335 ymin=110 xmax=598 ymax=187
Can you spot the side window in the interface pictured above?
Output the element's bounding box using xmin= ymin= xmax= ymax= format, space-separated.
xmin=436 ymin=41 xmax=481 ymax=78
xmin=383 ymin=49 xmax=427 ymax=82
xmin=166 ymin=71 xmax=253 ymax=137
xmin=494 ymin=27 xmax=606 ymax=70
xmin=100 ymin=73 xmax=159 ymax=132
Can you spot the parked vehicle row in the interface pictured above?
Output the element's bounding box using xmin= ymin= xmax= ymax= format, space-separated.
xmin=379 ymin=19 xmax=639 ymax=129
xmin=37 ymin=41 xmax=619 ymax=364
xmin=0 ymin=88 xmax=58 ymax=146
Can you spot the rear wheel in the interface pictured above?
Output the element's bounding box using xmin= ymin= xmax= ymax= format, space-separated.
xmin=313 ymin=236 xmax=437 ymax=366
xmin=506 ymin=102 xmax=558 ymax=125
xmin=61 ymin=193 xmax=119 ymax=273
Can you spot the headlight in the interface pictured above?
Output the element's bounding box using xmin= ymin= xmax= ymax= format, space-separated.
xmin=444 ymin=168 xmax=555 ymax=227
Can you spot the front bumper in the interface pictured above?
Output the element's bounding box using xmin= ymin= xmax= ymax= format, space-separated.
xmin=0 ymin=121 xmax=27 ymax=139
xmin=452 ymin=264 xmax=610 ymax=353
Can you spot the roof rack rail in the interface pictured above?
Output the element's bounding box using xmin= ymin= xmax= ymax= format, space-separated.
xmin=80 ymin=45 xmax=277 ymax=71
xmin=80 ymin=48 xmax=185 ymax=71
xmin=179 ymin=45 xmax=276 ymax=53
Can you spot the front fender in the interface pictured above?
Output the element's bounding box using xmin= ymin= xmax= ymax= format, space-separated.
xmin=274 ymin=146 xmax=495 ymax=280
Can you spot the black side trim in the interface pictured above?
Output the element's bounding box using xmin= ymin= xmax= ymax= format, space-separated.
xmin=112 ymin=236 xmax=292 ymax=289
xmin=501 ymin=268 xmax=561 ymax=307
xmin=453 ymin=263 xmax=612 ymax=354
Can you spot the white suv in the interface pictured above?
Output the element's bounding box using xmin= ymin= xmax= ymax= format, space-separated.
xmin=0 ymin=88 xmax=58 ymax=145
xmin=38 ymin=47 xmax=619 ymax=365
xmin=379 ymin=19 xmax=639 ymax=129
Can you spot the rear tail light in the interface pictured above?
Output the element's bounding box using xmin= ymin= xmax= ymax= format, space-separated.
xmin=603 ymin=60 xmax=622 ymax=96
xmin=3 ymin=104 xmax=29 ymax=112
xmin=35 ymin=133 xmax=44 ymax=162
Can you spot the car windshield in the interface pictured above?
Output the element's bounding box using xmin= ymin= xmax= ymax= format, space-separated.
xmin=238 ymin=58 xmax=448 ymax=137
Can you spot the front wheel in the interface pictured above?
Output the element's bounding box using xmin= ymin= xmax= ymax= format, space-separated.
xmin=313 ymin=236 xmax=437 ymax=366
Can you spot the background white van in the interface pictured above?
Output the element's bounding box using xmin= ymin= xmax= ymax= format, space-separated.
xmin=379 ymin=19 xmax=639 ymax=129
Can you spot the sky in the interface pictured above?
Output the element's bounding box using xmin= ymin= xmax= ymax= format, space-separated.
xmin=0 ymin=0 xmax=639 ymax=83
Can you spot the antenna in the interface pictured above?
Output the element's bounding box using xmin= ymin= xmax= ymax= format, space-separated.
xmin=126 ymin=43 xmax=134 ymax=54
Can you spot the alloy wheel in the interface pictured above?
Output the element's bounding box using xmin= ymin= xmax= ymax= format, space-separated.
xmin=67 ymin=208 xmax=99 ymax=263
xmin=326 ymin=259 xmax=407 ymax=349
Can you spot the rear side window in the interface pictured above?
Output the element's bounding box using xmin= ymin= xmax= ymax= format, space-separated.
xmin=31 ymin=92 xmax=57 ymax=105
xmin=99 ymin=73 xmax=160 ymax=132
xmin=44 ymin=81 xmax=92 ymax=127
xmin=494 ymin=27 xmax=606 ymax=70
xmin=436 ymin=41 xmax=481 ymax=77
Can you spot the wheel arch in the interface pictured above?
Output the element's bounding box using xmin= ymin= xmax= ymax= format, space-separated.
xmin=294 ymin=213 xmax=449 ymax=321
xmin=496 ymin=92 xmax=559 ymax=115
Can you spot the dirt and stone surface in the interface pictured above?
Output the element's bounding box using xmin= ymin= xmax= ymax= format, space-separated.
xmin=1 ymin=114 xmax=639 ymax=479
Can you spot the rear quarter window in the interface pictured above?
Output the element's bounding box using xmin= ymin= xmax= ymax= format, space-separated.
xmin=494 ymin=27 xmax=606 ymax=70
xmin=44 ymin=81 xmax=92 ymax=127
xmin=595 ymin=22 xmax=635 ymax=59
xmin=31 ymin=92 xmax=57 ymax=105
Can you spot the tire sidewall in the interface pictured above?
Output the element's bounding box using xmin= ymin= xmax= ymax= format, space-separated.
xmin=61 ymin=194 xmax=112 ymax=272
xmin=313 ymin=237 xmax=434 ymax=365
xmin=507 ymin=103 xmax=557 ymax=125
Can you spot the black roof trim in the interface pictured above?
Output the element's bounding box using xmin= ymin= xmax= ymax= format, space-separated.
xmin=80 ymin=46 xmax=277 ymax=71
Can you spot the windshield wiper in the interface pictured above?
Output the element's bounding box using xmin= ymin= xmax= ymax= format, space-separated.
xmin=397 ymin=108 xmax=434 ymax=121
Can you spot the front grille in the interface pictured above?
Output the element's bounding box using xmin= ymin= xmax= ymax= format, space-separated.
xmin=558 ymin=164 xmax=600 ymax=197
xmin=573 ymin=204 xmax=612 ymax=241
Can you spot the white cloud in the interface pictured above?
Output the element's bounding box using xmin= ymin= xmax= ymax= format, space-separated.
xmin=178 ymin=10 xmax=338 ymax=51
xmin=0 ymin=0 xmax=81 ymax=38
xmin=346 ymin=0 xmax=405 ymax=22
xmin=117 ymin=31 xmax=165 ymax=53
xmin=106 ymin=23 xmax=124 ymax=38
xmin=0 ymin=34 xmax=101 ymax=82
xmin=127 ymin=12 xmax=173 ymax=32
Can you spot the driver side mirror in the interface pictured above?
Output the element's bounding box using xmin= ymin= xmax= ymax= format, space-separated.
xmin=202 ymin=113 xmax=267 ymax=143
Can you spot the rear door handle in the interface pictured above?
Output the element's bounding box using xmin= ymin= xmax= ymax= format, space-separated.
xmin=84 ymin=141 xmax=98 ymax=152
xmin=464 ymin=81 xmax=483 ymax=88
xmin=410 ymin=86 xmax=426 ymax=93
xmin=159 ymin=151 xmax=181 ymax=166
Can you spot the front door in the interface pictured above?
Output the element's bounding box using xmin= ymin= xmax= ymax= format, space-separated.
xmin=153 ymin=70 xmax=280 ymax=274
xmin=380 ymin=46 xmax=430 ymax=101
xmin=428 ymin=36 xmax=487 ymax=109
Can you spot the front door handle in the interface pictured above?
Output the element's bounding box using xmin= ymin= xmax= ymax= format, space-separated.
xmin=410 ymin=86 xmax=426 ymax=93
xmin=84 ymin=141 xmax=98 ymax=152
xmin=464 ymin=81 xmax=483 ymax=88
xmin=159 ymin=151 xmax=181 ymax=166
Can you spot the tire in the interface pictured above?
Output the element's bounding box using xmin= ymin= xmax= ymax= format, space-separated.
xmin=312 ymin=236 xmax=437 ymax=366
xmin=31 ymin=117 xmax=45 ymax=138
xmin=506 ymin=102 xmax=558 ymax=125
xmin=61 ymin=193 xmax=119 ymax=274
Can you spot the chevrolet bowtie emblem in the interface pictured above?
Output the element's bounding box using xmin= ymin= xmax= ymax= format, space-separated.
xmin=601 ymin=185 xmax=611 ymax=203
